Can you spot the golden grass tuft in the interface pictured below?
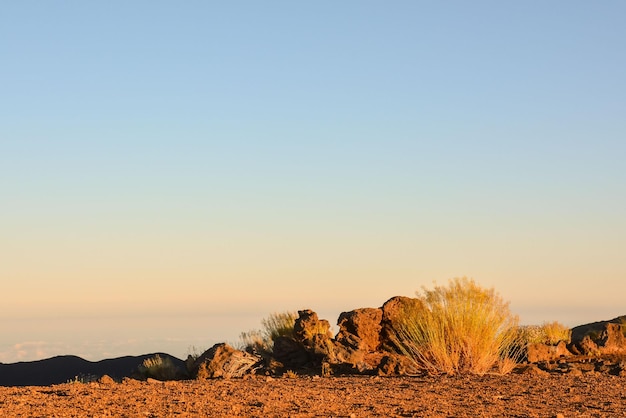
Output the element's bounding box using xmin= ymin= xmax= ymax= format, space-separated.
xmin=240 ymin=311 xmax=298 ymax=354
xmin=391 ymin=277 xmax=522 ymax=375
xmin=540 ymin=321 xmax=571 ymax=345
xmin=138 ymin=354 xmax=179 ymax=381
xmin=517 ymin=322 xmax=571 ymax=345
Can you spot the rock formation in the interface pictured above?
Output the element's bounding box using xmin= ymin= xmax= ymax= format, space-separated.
xmin=191 ymin=343 xmax=260 ymax=379
xmin=569 ymin=321 xmax=626 ymax=356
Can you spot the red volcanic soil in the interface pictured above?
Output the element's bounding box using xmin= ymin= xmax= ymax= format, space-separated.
xmin=1 ymin=373 xmax=624 ymax=417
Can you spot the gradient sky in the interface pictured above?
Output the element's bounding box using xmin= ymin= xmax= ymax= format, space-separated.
xmin=2 ymin=1 xmax=625 ymax=363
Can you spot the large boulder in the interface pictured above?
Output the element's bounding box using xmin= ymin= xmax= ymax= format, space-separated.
xmin=336 ymin=308 xmax=383 ymax=352
xmin=192 ymin=343 xmax=260 ymax=379
xmin=569 ymin=322 xmax=626 ymax=356
xmin=380 ymin=296 xmax=423 ymax=351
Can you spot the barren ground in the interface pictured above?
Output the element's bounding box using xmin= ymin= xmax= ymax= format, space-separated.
xmin=1 ymin=372 xmax=625 ymax=417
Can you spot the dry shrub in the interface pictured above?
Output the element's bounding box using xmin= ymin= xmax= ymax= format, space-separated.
xmin=239 ymin=329 xmax=268 ymax=353
xmin=138 ymin=354 xmax=179 ymax=381
xmin=517 ymin=322 xmax=571 ymax=345
xmin=240 ymin=311 xmax=298 ymax=354
xmin=540 ymin=321 xmax=571 ymax=345
xmin=391 ymin=277 xmax=522 ymax=375
xmin=262 ymin=311 xmax=298 ymax=340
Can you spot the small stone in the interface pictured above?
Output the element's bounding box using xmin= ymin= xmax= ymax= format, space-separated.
xmin=98 ymin=375 xmax=115 ymax=385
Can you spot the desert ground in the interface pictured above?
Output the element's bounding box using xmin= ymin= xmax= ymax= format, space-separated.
xmin=1 ymin=371 xmax=625 ymax=418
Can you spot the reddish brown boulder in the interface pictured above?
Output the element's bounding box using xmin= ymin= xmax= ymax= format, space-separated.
xmin=192 ymin=343 xmax=260 ymax=379
xmin=569 ymin=321 xmax=626 ymax=356
xmin=336 ymin=308 xmax=383 ymax=352
xmin=526 ymin=341 xmax=572 ymax=363
xmin=380 ymin=296 xmax=423 ymax=350
xmin=595 ymin=323 xmax=626 ymax=354
xmin=293 ymin=309 xmax=333 ymax=344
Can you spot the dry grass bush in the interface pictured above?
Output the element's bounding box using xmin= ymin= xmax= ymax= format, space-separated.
xmin=540 ymin=321 xmax=571 ymax=344
xmin=138 ymin=354 xmax=179 ymax=381
xmin=517 ymin=322 xmax=571 ymax=345
xmin=239 ymin=311 xmax=298 ymax=354
xmin=391 ymin=277 xmax=522 ymax=375
xmin=263 ymin=311 xmax=299 ymax=340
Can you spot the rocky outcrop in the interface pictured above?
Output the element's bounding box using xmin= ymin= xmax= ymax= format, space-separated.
xmin=273 ymin=310 xmax=345 ymax=373
xmin=268 ymin=304 xmax=625 ymax=376
xmin=526 ymin=341 xmax=572 ymax=363
xmin=570 ymin=316 xmax=626 ymax=342
xmin=192 ymin=343 xmax=260 ymax=379
xmin=569 ymin=322 xmax=626 ymax=356
xmin=271 ymin=307 xmax=418 ymax=376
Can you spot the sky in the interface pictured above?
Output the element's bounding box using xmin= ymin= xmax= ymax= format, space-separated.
xmin=1 ymin=1 xmax=625 ymax=363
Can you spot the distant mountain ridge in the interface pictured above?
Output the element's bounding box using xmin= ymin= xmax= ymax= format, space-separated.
xmin=0 ymin=353 xmax=185 ymax=386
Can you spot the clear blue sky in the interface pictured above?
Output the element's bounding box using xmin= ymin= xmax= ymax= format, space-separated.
xmin=1 ymin=1 xmax=625 ymax=362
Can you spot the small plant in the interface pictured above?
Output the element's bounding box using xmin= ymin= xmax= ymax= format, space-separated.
xmin=262 ymin=311 xmax=298 ymax=341
xmin=185 ymin=345 xmax=206 ymax=374
xmin=540 ymin=321 xmax=571 ymax=345
xmin=138 ymin=354 xmax=179 ymax=381
xmin=390 ymin=277 xmax=522 ymax=375
xmin=239 ymin=311 xmax=298 ymax=354
xmin=186 ymin=345 xmax=204 ymax=362
xmin=283 ymin=370 xmax=297 ymax=378
xmin=516 ymin=325 xmax=543 ymax=344
xmin=239 ymin=329 xmax=269 ymax=354
xmin=66 ymin=373 xmax=98 ymax=384
xmin=517 ymin=322 xmax=571 ymax=345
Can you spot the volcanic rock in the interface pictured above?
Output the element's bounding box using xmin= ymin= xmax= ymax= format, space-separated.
xmin=526 ymin=341 xmax=572 ymax=363
xmin=336 ymin=308 xmax=383 ymax=352
xmin=293 ymin=309 xmax=333 ymax=344
xmin=569 ymin=321 xmax=626 ymax=356
xmin=192 ymin=343 xmax=260 ymax=379
xmin=272 ymin=336 xmax=310 ymax=370
xmin=380 ymin=296 xmax=423 ymax=351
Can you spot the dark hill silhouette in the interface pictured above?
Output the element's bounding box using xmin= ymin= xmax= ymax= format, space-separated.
xmin=0 ymin=353 xmax=185 ymax=386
